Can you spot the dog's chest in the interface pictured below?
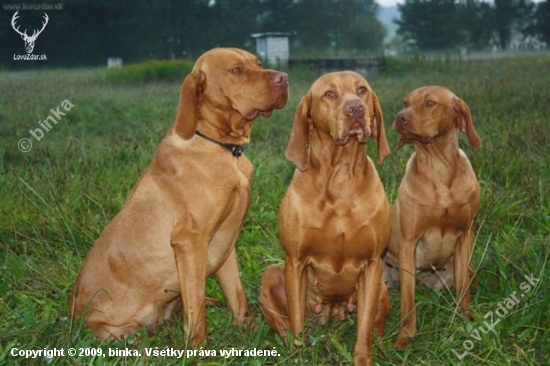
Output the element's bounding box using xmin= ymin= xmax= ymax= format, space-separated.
xmin=207 ymin=155 xmax=252 ymax=194
xmin=412 ymin=173 xmax=480 ymax=269
xmin=236 ymin=155 xmax=253 ymax=181
xmin=302 ymin=200 xmax=383 ymax=262
xmin=289 ymin=175 xmax=388 ymax=260
xmin=213 ymin=156 xmax=252 ymax=215
xmin=409 ymin=154 xmax=480 ymax=209
xmin=423 ymin=177 xmax=479 ymax=227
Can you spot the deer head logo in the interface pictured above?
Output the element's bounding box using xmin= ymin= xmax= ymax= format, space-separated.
xmin=11 ymin=11 xmax=49 ymax=54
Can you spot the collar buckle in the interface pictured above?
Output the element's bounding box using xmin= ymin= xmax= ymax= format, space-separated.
xmin=230 ymin=145 xmax=245 ymax=158
xmin=195 ymin=130 xmax=245 ymax=159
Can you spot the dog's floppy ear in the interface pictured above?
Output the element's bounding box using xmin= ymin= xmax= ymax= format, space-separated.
xmin=371 ymin=91 xmax=391 ymax=164
xmin=174 ymin=69 xmax=204 ymax=140
xmin=285 ymin=94 xmax=312 ymax=171
xmin=454 ymin=97 xmax=481 ymax=149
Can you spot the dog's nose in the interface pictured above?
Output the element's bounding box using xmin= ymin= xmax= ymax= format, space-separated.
xmin=395 ymin=112 xmax=410 ymax=126
xmin=271 ymin=72 xmax=288 ymax=86
xmin=344 ymin=100 xmax=365 ymax=118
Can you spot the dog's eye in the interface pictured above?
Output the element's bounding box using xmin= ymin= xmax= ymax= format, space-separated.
xmin=426 ymin=100 xmax=436 ymax=107
xmin=357 ymin=86 xmax=368 ymax=95
xmin=258 ymin=62 xmax=263 ymax=69
xmin=231 ymin=67 xmax=243 ymax=75
xmin=403 ymin=101 xmax=409 ymax=108
xmin=324 ymin=91 xmax=337 ymax=98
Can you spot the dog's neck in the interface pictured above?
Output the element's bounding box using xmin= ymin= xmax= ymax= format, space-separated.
xmin=197 ymin=107 xmax=253 ymax=146
xmin=308 ymin=128 xmax=371 ymax=177
xmin=412 ymin=128 xmax=461 ymax=180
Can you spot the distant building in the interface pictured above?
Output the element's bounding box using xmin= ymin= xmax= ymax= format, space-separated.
xmin=251 ymin=32 xmax=290 ymax=68
xmin=107 ymin=58 xmax=123 ymax=68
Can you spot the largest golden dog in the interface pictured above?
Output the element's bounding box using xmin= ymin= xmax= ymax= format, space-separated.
xmin=69 ymin=48 xmax=288 ymax=346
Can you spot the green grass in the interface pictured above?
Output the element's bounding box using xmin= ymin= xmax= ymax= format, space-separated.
xmin=1 ymin=57 xmax=549 ymax=365
xmin=104 ymin=59 xmax=195 ymax=85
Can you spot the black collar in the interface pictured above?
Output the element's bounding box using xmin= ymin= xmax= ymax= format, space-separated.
xmin=195 ymin=130 xmax=245 ymax=158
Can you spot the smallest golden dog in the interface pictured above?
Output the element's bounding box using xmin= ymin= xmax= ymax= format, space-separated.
xmin=384 ymin=86 xmax=481 ymax=348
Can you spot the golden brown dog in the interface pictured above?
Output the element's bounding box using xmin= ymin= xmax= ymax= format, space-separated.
xmin=259 ymin=71 xmax=391 ymax=366
xmin=69 ymin=48 xmax=288 ymax=346
xmin=384 ymin=85 xmax=481 ymax=348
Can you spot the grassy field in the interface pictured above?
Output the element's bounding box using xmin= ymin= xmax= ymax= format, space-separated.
xmin=0 ymin=57 xmax=549 ymax=365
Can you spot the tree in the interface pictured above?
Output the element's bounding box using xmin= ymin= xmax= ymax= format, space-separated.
xmin=493 ymin=0 xmax=517 ymax=49
xmin=337 ymin=0 xmax=386 ymax=51
xmin=0 ymin=0 xmax=387 ymax=69
xmin=291 ymin=0 xmax=385 ymax=54
xmin=526 ymin=0 xmax=550 ymax=45
xmin=258 ymin=0 xmax=295 ymax=33
xmin=206 ymin=0 xmax=260 ymax=51
xmin=461 ymin=0 xmax=494 ymax=50
xmin=394 ymin=0 xmax=543 ymax=51
xmin=396 ymin=0 xmax=464 ymax=51
xmin=493 ymin=0 xmax=534 ymax=49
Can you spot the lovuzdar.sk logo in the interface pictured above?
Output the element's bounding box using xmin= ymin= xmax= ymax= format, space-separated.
xmin=11 ymin=10 xmax=48 ymax=60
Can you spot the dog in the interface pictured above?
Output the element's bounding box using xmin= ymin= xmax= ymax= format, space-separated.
xmin=259 ymin=71 xmax=391 ymax=366
xmin=383 ymin=85 xmax=481 ymax=348
xmin=69 ymin=48 xmax=288 ymax=346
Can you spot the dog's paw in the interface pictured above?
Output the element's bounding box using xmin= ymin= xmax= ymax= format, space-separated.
xmin=233 ymin=313 xmax=257 ymax=331
xmin=353 ymin=351 xmax=373 ymax=366
xmin=394 ymin=335 xmax=412 ymax=349
xmin=205 ymin=297 xmax=223 ymax=307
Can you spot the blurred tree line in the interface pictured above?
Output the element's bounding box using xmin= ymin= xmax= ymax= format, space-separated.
xmin=396 ymin=0 xmax=550 ymax=51
xmin=0 ymin=0 xmax=384 ymax=68
xmin=1 ymin=0 xmax=549 ymax=69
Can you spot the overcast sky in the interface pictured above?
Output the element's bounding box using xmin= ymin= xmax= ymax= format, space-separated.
xmin=378 ymin=0 xmax=403 ymax=7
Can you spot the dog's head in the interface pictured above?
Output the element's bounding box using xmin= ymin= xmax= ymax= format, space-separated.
xmin=286 ymin=71 xmax=390 ymax=171
xmin=393 ymin=86 xmax=481 ymax=149
xmin=174 ymin=48 xmax=289 ymax=142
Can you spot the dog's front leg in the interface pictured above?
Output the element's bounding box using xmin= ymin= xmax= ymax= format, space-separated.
xmin=171 ymin=224 xmax=208 ymax=348
xmin=354 ymin=258 xmax=383 ymax=366
xmin=395 ymin=237 xmax=418 ymax=348
xmin=454 ymin=225 xmax=474 ymax=316
xmin=216 ymin=247 xmax=253 ymax=327
xmin=284 ymin=256 xmax=307 ymax=338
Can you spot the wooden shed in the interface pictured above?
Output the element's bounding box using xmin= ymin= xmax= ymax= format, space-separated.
xmin=251 ymin=32 xmax=290 ymax=68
